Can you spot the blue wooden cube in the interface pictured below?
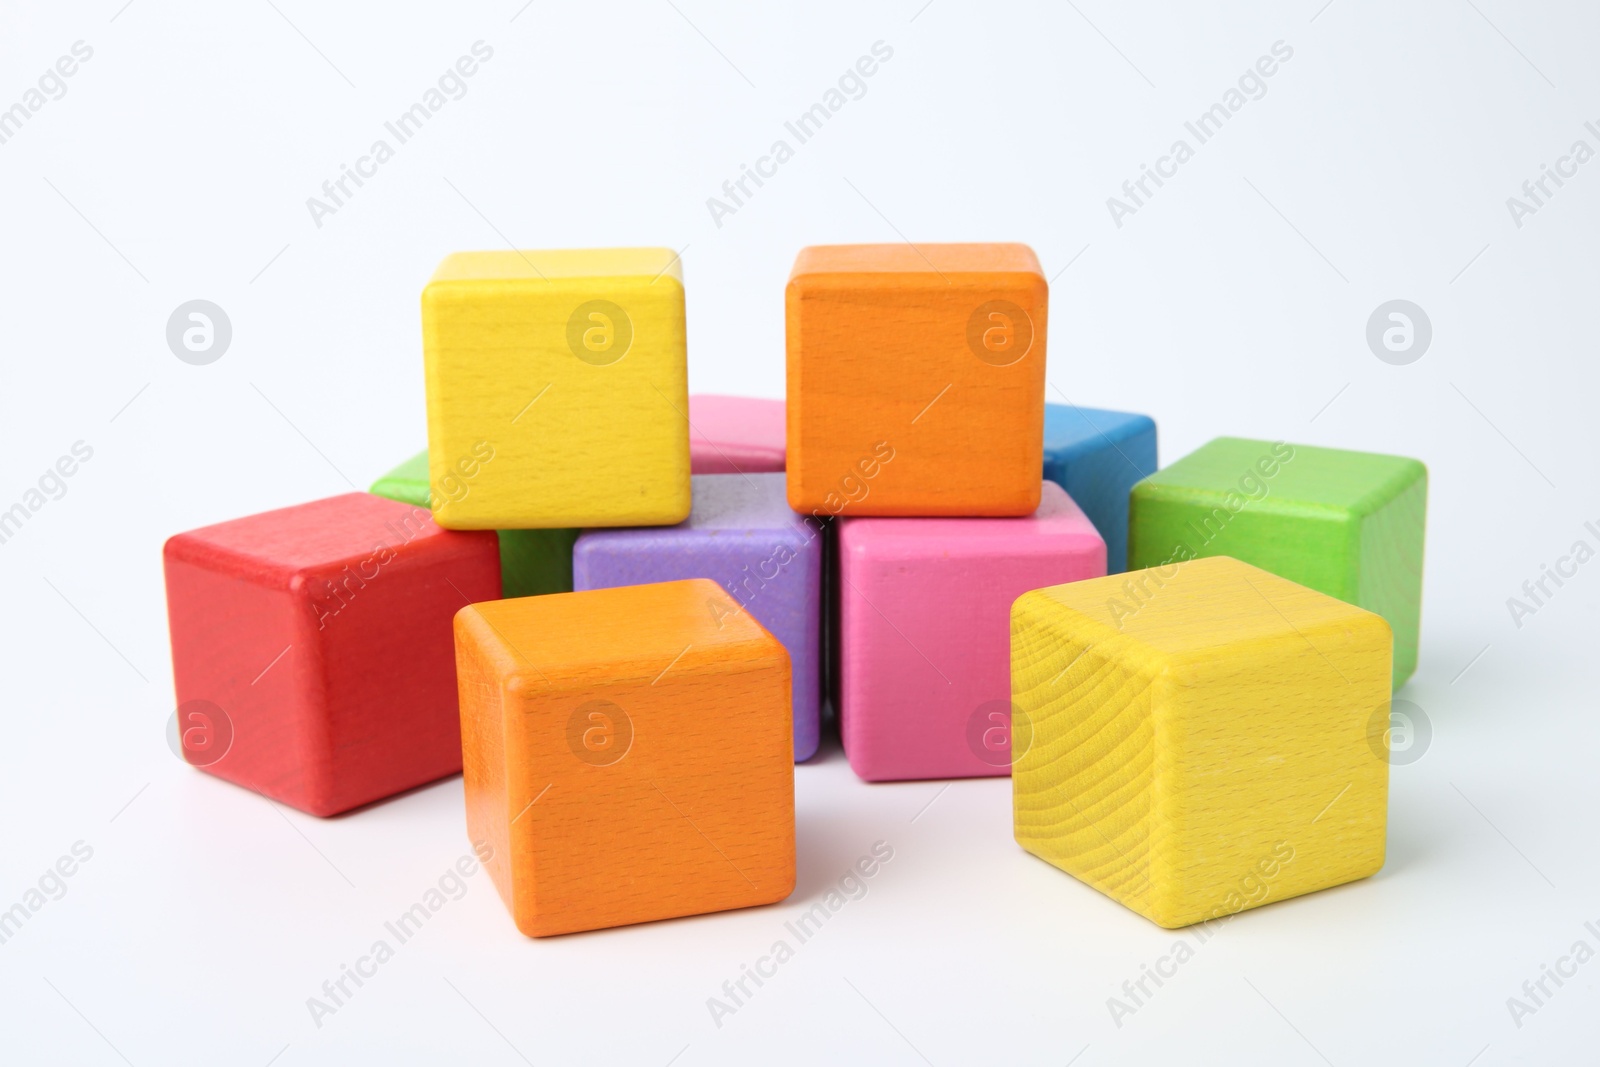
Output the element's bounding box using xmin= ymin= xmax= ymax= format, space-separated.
xmin=1042 ymin=404 xmax=1158 ymax=573
xmin=573 ymin=473 xmax=823 ymax=761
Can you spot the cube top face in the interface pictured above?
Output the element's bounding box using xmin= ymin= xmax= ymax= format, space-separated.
xmin=838 ymin=483 xmax=1106 ymax=782
xmin=422 ymin=248 xmax=690 ymax=530
xmin=456 ymin=579 xmax=795 ymax=935
xmin=464 ymin=577 xmax=783 ymax=687
xmin=429 ymin=247 xmax=684 ymax=286
xmin=575 ymin=473 xmax=816 ymax=563
xmin=791 ymin=242 xmax=1045 ymax=279
xmin=164 ymin=492 xmax=469 ymax=583
xmin=1042 ymin=404 xmax=1156 ymax=460
xmin=369 ymin=450 xmax=432 ymax=508
xmin=689 ymin=394 xmax=786 ymax=474
xmin=786 ymin=243 xmax=1047 ymax=518
xmin=840 ymin=480 xmax=1099 ymax=560
xmin=1020 ymin=555 xmax=1388 ymax=661
xmin=1135 ymin=436 xmax=1425 ymax=517
xmin=1012 ymin=556 xmax=1390 ymax=928
xmin=1129 ymin=438 xmax=1425 ymax=688
xmin=164 ymin=493 xmax=501 ymax=816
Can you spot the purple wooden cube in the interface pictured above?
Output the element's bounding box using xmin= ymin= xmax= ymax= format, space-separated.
xmin=572 ymin=473 xmax=823 ymax=761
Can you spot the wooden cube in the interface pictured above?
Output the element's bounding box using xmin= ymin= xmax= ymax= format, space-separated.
xmin=785 ymin=243 xmax=1047 ymax=517
xmin=456 ymin=579 xmax=795 ymax=936
xmin=370 ymin=450 xmax=577 ymax=598
xmin=163 ymin=493 xmax=501 ymax=816
xmin=689 ymin=394 xmax=786 ymax=474
xmin=573 ymin=473 xmax=822 ymax=761
xmin=422 ymin=248 xmax=691 ymax=529
xmin=839 ymin=482 xmax=1104 ymax=781
xmin=1042 ymin=403 xmax=1157 ymax=574
xmin=1128 ymin=437 xmax=1426 ymax=688
xmin=1012 ymin=556 xmax=1391 ymax=928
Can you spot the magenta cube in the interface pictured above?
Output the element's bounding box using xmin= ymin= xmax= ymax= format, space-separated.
xmin=572 ymin=473 xmax=822 ymax=760
xmin=689 ymin=394 xmax=786 ymax=474
xmin=839 ymin=482 xmax=1106 ymax=782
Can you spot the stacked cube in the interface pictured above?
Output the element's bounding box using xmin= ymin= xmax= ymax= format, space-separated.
xmin=161 ymin=238 xmax=1430 ymax=939
xmin=783 ymin=243 xmax=1104 ymax=780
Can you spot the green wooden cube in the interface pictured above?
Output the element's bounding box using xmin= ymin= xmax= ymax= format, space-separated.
xmin=369 ymin=451 xmax=578 ymax=599
xmin=1128 ymin=436 xmax=1426 ymax=689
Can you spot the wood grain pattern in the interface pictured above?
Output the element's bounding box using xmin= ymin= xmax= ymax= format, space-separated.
xmin=785 ymin=243 xmax=1047 ymax=517
xmin=456 ymin=578 xmax=795 ymax=937
xmin=370 ymin=449 xmax=578 ymax=597
xmin=1012 ymin=556 xmax=1391 ymax=928
xmin=163 ymin=492 xmax=501 ymax=816
xmin=422 ymin=248 xmax=691 ymax=530
xmin=1128 ymin=436 xmax=1426 ymax=688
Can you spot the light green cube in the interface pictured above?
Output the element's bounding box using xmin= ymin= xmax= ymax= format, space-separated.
xmin=1128 ymin=437 xmax=1426 ymax=689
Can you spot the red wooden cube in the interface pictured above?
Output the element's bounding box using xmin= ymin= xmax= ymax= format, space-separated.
xmin=163 ymin=493 xmax=501 ymax=816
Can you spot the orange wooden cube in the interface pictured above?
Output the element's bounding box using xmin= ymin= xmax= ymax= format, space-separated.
xmin=785 ymin=243 xmax=1048 ymax=517
xmin=455 ymin=578 xmax=795 ymax=936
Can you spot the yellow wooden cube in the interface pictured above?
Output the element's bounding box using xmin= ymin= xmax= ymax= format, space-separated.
xmin=422 ymin=248 xmax=691 ymax=529
xmin=1011 ymin=555 xmax=1390 ymax=928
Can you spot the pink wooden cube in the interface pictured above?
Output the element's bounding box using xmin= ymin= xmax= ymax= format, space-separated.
xmin=839 ymin=482 xmax=1105 ymax=781
xmin=689 ymin=394 xmax=785 ymax=474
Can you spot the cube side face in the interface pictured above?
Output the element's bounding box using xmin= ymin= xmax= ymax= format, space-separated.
xmin=454 ymin=609 xmax=519 ymax=918
xmin=1129 ymin=484 xmax=1360 ymax=604
xmin=164 ymin=541 xmax=325 ymax=811
xmin=1011 ymin=593 xmax=1163 ymax=918
xmin=497 ymin=528 xmax=578 ymax=598
xmin=573 ymin=523 xmax=822 ymax=761
xmin=786 ymin=261 xmax=1046 ymax=517
xmin=422 ymin=272 xmax=690 ymax=529
xmin=294 ymin=524 xmax=502 ymax=814
xmin=1041 ymin=406 xmax=1158 ymax=574
xmin=1356 ymin=467 xmax=1426 ymax=688
xmin=689 ymin=394 xmax=786 ymax=474
xmin=505 ymin=641 xmax=795 ymax=936
xmin=1149 ymin=614 xmax=1391 ymax=927
xmin=840 ymin=503 xmax=1105 ymax=781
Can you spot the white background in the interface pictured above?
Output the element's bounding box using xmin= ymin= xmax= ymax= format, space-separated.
xmin=2 ymin=1 xmax=1597 ymax=1063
